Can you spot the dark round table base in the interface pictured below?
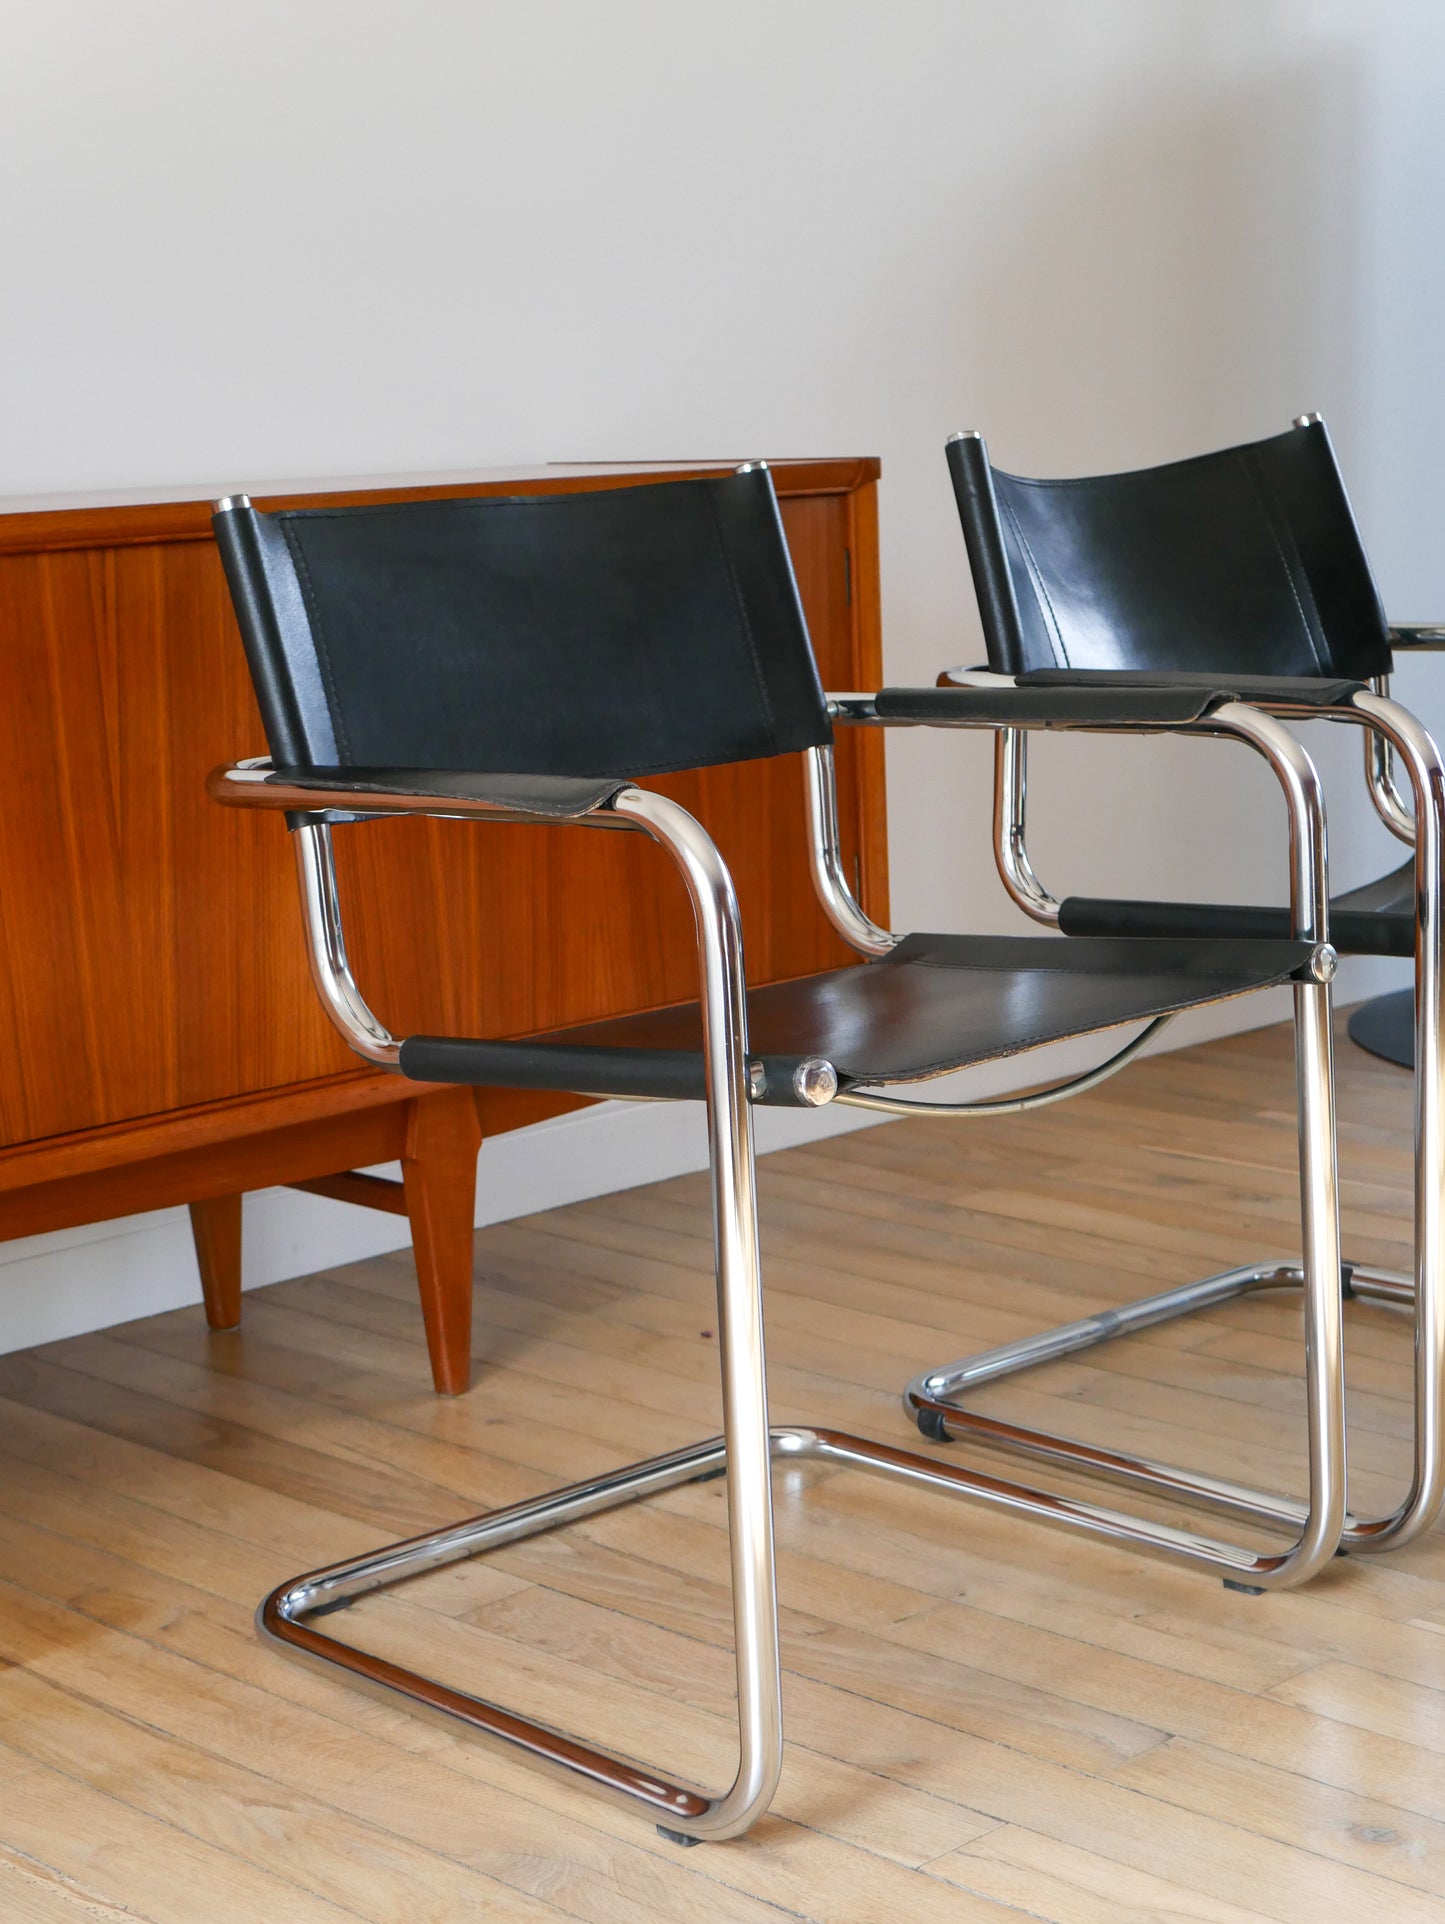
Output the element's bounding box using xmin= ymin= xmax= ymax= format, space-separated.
xmin=1347 ymin=988 xmax=1415 ymax=1070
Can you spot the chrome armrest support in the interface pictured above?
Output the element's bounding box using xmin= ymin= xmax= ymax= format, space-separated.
xmin=802 ymin=745 xmax=900 ymax=957
xmin=1365 ymin=675 xmax=1417 ymax=846
xmin=1371 ymin=629 xmax=1445 ymax=845
xmin=994 ymin=727 xmax=1061 ymax=927
xmin=831 ymin=680 xmax=1331 ymax=952
xmin=837 ymin=679 xmax=1066 ymax=925
xmin=1005 ymin=700 xmax=1335 ymax=949
xmin=291 ymin=799 xmax=639 ymax=1068
xmin=294 ymin=823 xmax=402 ymax=1066
xmin=1204 ymin=703 xmax=1328 ymax=944
xmin=215 ymin=760 xmax=639 ymax=1068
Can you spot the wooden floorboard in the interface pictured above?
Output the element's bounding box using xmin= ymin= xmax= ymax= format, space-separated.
xmin=1 ymin=1010 xmax=1441 ymax=1920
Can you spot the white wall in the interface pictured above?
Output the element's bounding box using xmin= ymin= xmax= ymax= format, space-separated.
xmin=1 ymin=0 xmax=1442 ymax=1352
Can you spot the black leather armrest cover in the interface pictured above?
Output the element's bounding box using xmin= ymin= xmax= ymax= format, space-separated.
xmin=874 ymin=684 xmax=1223 ymax=728
xmin=269 ymin=767 xmax=626 ymax=817
xmin=1017 ymin=669 xmax=1365 ymax=709
xmin=397 ymin=1037 xmax=845 ymax=1107
xmin=1058 ymin=895 xmax=1412 ymax=957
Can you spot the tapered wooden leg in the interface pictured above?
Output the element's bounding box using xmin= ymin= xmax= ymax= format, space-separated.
xmin=189 ymin=1193 xmax=243 ymax=1330
xmin=401 ymin=1087 xmax=483 ymax=1395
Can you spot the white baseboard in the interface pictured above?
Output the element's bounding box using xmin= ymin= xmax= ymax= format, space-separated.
xmin=0 ymin=952 xmax=1402 ymax=1358
xmin=0 ymin=1073 xmax=890 ymax=1358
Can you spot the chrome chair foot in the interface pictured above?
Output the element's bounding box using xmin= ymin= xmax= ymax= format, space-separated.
xmin=261 ymin=1408 xmax=1349 ymax=1844
xmin=260 ymin=1434 xmax=752 ymax=1838
xmin=905 ymin=1254 xmax=1416 ymax=1557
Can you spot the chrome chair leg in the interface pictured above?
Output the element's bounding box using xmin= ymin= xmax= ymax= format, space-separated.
xmin=1343 ymin=692 xmax=1445 ymax=1552
xmin=901 ymin=970 xmax=1348 ymax=1592
xmin=256 ymin=975 xmax=1345 ymax=1853
xmin=259 ymin=1435 xmax=778 ymax=1840
xmin=260 ymin=1398 xmax=1351 ymax=1852
xmin=264 ymin=785 xmax=788 ymax=1845
xmin=257 ymin=737 xmax=1350 ymax=1847
xmin=260 ymin=984 xmax=1343 ymax=1850
xmin=976 ymin=695 xmax=1445 ymax=1559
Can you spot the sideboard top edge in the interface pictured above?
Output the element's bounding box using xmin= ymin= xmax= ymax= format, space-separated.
xmin=0 ymin=457 xmax=882 ymax=556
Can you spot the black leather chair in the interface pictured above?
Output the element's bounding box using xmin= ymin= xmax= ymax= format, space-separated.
xmin=930 ymin=414 xmax=1445 ymax=1563
xmin=210 ymin=463 xmax=1345 ymax=1844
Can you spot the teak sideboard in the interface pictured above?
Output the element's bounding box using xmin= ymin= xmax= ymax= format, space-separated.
xmin=0 ymin=457 xmax=887 ymax=1392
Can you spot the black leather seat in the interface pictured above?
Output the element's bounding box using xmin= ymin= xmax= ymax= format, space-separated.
xmin=207 ymin=461 xmax=1348 ymax=1845
xmin=423 ymin=931 xmax=1312 ymax=1097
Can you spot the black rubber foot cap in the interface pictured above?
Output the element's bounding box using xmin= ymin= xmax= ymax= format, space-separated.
xmin=1222 ymin=1578 xmax=1265 ymax=1595
xmin=657 ymin=1825 xmax=702 ymax=1847
xmin=915 ymin=1405 xmax=952 ymax=1441
xmin=308 ymin=1593 xmax=357 ymax=1618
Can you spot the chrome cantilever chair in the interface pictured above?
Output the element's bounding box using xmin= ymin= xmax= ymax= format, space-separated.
xmin=210 ymin=465 xmax=1344 ymax=1845
xmin=925 ymin=414 xmax=1445 ymax=1562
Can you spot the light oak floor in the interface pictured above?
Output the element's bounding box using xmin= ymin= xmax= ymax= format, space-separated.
xmin=2 ymin=1013 xmax=1444 ymax=1922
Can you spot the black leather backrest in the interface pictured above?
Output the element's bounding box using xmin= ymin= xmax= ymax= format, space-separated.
xmin=946 ymin=421 xmax=1391 ymax=681
xmin=212 ymin=468 xmax=832 ymax=776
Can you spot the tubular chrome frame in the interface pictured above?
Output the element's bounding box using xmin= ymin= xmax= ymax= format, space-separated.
xmin=801 ymin=743 xmax=1183 ymax=1118
xmin=834 ymin=693 xmax=1346 ymax=1586
xmin=1366 ymin=674 xmax=1416 ymax=845
xmin=262 ymin=781 xmax=788 ymax=1843
xmin=833 ymin=1011 xmax=1173 ymax=1117
xmin=888 ymin=672 xmax=1445 ymax=1555
xmin=1367 ymin=635 xmax=1445 ymax=844
xmin=293 ymin=820 xmax=402 ymax=1067
xmin=1342 ymin=688 xmax=1445 ymax=1548
xmin=802 ymin=743 xmax=899 ymax=956
xmin=223 ymin=704 xmax=1350 ymax=1846
xmin=995 ymin=726 xmax=1061 ymax=924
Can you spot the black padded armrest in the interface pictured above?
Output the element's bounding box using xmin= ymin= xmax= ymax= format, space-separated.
xmin=1389 ymin=625 xmax=1445 ymax=652
xmin=274 ymin=768 xmax=624 ymax=816
xmin=1058 ymin=895 xmax=1412 ymax=957
xmin=1016 ymin=669 xmax=1365 ymax=709
xmin=208 ymin=762 xmax=626 ymax=820
xmin=873 ymin=683 xmax=1224 ymax=728
xmin=396 ymin=1036 xmax=846 ymax=1107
